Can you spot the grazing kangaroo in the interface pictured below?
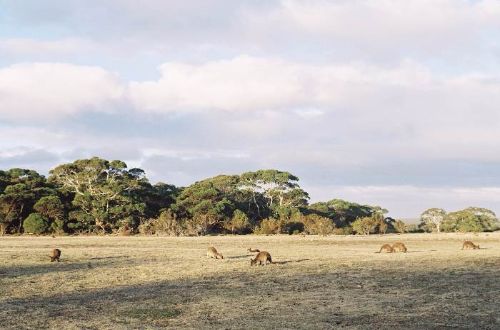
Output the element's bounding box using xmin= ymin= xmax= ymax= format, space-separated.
xmin=50 ymin=248 xmax=61 ymax=262
xmin=392 ymin=242 xmax=407 ymax=253
xmin=250 ymin=251 xmax=272 ymax=266
xmin=207 ymin=246 xmax=224 ymax=259
xmin=247 ymin=248 xmax=260 ymax=253
xmin=377 ymin=244 xmax=394 ymax=253
xmin=462 ymin=240 xmax=480 ymax=250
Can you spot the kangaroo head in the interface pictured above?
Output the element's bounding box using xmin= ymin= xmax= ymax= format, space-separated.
xmin=250 ymin=258 xmax=256 ymax=266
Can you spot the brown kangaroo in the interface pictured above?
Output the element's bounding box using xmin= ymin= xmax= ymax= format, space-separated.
xmin=250 ymin=251 xmax=272 ymax=266
xmin=377 ymin=244 xmax=394 ymax=253
xmin=392 ymin=242 xmax=407 ymax=253
xmin=50 ymin=248 xmax=61 ymax=262
xmin=207 ymin=246 xmax=224 ymax=259
xmin=247 ymin=248 xmax=260 ymax=253
xmin=462 ymin=240 xmax=480 ymax=250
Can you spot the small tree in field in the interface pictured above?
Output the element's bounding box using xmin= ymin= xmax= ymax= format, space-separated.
xmin=352 ymin=216 xmax=378 ymax=235
xmin=420 ymin=208 xmax=446 ymax=233
xmin=393 ymin=220 xmax=407 ymax=233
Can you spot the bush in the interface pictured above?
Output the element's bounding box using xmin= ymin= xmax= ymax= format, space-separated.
xmin=302 ymin=214 xmax=335 ymax=235
xmin=352 ymin=217 xmax=378 ymax=235
xmin=284 ymin=221 xmax=304 ymax=235
xmin=254 ymin=218 xmax=281 ymax=235
xmin=393 ymin=220 xmax=407 ymax=233
xmin=224 ymin=210 xmax=251 ymax=234
xmin=333 ymin=226 xmax=353 ymax=235
xmin=138 ymin=209 xmax=185 ymax=236
xmin=23 ymin=213 xmax=49 ymax=234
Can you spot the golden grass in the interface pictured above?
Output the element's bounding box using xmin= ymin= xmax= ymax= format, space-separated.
xmin=1 ymin=232 xmax=499 ymax=329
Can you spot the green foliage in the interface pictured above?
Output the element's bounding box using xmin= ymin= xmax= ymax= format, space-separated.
xmin=441 ymin=207 xmax=498 ymax=232
xmin=393 ymin=220 xmax=407 ymax=233
xmin=308 ymin=199 xmax=385 ymax=227
xmin=420 ymin=208 xmax=446 ymax=233
xmin=224 ymin=209 xmax=251 ymax=234
xmin=351 ymin=216 xmax=378 ymax=235
xmin=1 ymin=160 xmax=401 ymax=236
xmin=301 ymin=214 xmax=335 ymax=235
xmin=49 ymin=157 xmax=150 ymax=233
xmin=254 ymin=218 xmax=281 ymax=235
xmin=138 ymin=209 xmax=185 ymax=236
xmin=23 ymin=213 xmax=49 ymax=234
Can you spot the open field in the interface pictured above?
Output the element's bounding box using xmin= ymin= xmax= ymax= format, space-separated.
xmin=1 ymin=233 xmax=499 ymax=329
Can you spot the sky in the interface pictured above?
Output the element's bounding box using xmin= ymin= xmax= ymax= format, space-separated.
xmin=1 ymin=0 xmax=500 ymax=218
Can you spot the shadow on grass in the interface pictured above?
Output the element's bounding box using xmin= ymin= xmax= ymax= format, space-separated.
xmin=1 ymin=260 xmax=499 ymax=329
xmin=273 ymin=258 xmax=310 ymax=264
xmin=0 ymin=257 xmax=132 ymax=278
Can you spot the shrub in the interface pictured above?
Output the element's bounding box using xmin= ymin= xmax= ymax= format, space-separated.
xmin=352 ymin=216 xmax=378 ymax=235
xmin=393 ymin=220 xmax=407 ymax=233
xmin=23 ymin=213 xmax=49 ymax=234
xmin=302 ymin=214 xmax=335 ymax=235
xmin=254 ymin=218 xmax=281 ymax=235
xmin=224 ymin=210 xmax=251 ymax=234
xmin=284 ymin=221 xmax=305 ymax=235
xmin=138 ymin=209 xmax=186 ymax=236
xmin=332 ymin=226 xmax=353 ymax=235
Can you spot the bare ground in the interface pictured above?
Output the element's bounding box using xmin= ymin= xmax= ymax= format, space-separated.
xmin=1 ymin=233 xmax=499 ymax=329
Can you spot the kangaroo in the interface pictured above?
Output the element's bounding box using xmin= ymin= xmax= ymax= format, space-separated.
xmin=247 ymin=248 xmax=260 ymax=253
xmin=377 ymin=244 xmax=394 ymax=253
xmin=50 ymin=248 xmax=61 ymax=262
xmin=207 ymin=246 xmax=224 ymax=259
xmin=462 ymin=240 xmax=480 ymax=250
xmin=250 ymin=251 xmax=272 ymax=266
xmin=392 ymin=242 xmax=407 ymax=253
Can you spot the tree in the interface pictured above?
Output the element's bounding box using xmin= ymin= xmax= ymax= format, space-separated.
xmin=0 ymin=169 xmax=50 ymax=234
xmin=352 ymin=216 xmax=378 ymax=235
xmin=308 ymin=199 xmax=385 ymax=227
xmin=23 ymin=213 xmax=49 ymax=234
xmin=301 ymin=214 xmax=335 ymax=235
xmin=173 ymin=175 xmax=238 ymax=235
xmin=393 ymin=220 xmax=407 ymax=233
xmin=420 ymin=208 xmax=446 ymax=233
xmin=34 ymin=196 xmax=65 ymax=233
xmin=239 ymin=170 xmax=309 ymax=212
xmin=224 ymin=209 xmax=250 ymax=234
xmin=442 ymin=207 xmax=498 ymax=232
xmin=49 ymin=157 xmax=149 ymax=233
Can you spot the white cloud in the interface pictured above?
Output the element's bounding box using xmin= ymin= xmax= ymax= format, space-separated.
xmin=0 ymin=63 xmax=123 ymax=120
xmin=244 ymin=0 xmax=500 ymax=52
xmin=0 ymin=38 xmax=96 ymax=55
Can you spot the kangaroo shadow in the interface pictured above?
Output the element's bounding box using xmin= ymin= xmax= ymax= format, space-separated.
xmin=226 ymin=255 xmax=250 ymax=260
xmin=273 ymin=259 xmax=310 ymax=265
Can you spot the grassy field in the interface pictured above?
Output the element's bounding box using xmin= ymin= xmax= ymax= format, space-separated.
xmin=1 ymin=233 xmax=499 ymax=329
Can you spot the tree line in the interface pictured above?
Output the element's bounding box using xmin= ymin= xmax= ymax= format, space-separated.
xmin=0 ymin=157 xmax=498 ymax=235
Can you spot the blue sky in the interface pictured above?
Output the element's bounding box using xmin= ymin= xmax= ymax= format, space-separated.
xmin=1 ymin=0 xmax=500 ymax=218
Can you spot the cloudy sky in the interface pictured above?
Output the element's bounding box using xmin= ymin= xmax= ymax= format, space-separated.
xmin=1 ymin=0 xmax=500 ymax=218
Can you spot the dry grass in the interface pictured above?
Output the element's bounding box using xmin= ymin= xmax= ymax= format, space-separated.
xmin=1 ymin=233 xmax=499 ymax=329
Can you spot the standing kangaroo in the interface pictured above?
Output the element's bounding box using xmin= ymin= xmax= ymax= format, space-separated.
xmin=250 ymin=251 xmax=272 ymax=266
xmin=207 ymin=247 xmax=224 ymax=259
xmin=50 ymin=248 xmax=61 ymax=262
xmin=392 ymin=242 xmax=407 ymax=253
xmin=462 ymin=241 xmax=480 ymax=250
xmin=377 ymin=244 xmax=394 ymax=253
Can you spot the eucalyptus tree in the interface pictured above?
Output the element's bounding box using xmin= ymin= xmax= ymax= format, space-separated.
xmin=0 ymin=169 xmax=51 ymax=234
xmin=420 ymin=208 xmax=446 ymax=233
xmin=172 ymin=175 xmax=239 ymax=235
xmin=49 ymin=157 xmax=150 ymax=233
